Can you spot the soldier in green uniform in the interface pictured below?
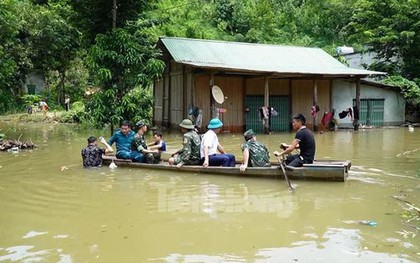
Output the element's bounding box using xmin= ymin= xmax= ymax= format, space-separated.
xmin=169 ymin=119 xmax=201 ymax=167
xmin=240 ymin=129 xmax=271 ymax=172
xmin=132 ymin=120 xmax=160 ymax=163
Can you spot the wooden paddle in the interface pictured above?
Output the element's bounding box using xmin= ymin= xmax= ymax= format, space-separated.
xmin=274 ymin=153 xmax=295 ymax=191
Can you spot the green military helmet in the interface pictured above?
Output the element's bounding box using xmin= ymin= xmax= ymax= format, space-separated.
xmin=135 ymin=120 xmax=147 ymax=131
xmin=179 ymin=119 xmax=195 ymax=130
xmin=243 ymin=129 xmax=256 ymax=141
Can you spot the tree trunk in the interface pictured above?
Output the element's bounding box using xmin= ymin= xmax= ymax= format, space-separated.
xmin=109 ymin=0 xmax=117 ymax=136
xmin=110 ymin=123 xmax=114 ymax=137
xmin=57 ymin=70 xmax=66 ymax=105
xmin=44 ymin=75 xmax=50 ymax=95
xmin=112 ymin=0 xmax=117 ymax=29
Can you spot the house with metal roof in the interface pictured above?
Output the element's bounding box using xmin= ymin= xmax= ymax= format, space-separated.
xmin=22 ymin=71 xmax=45 ymax=95
xmin=153 ymin=37 xmax=404 ymax=132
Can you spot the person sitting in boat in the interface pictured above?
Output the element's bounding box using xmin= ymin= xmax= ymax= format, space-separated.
xmin=240 ymin=129 xmax=271 ymax=172
xmin=82 ymin=136 xmax=114 ymax=168
xmin=107 ymin=120 xmax=142 ymax=162
xmin=147 ymin=131 xmax=167 ymax=153
xmin=132 ymin=120 xmax=161 ymax=163
xmin=169 ymin=119 xmax=201 ymax=167
xmin=200 ymin=118 xmax=236 ymax=167
xmin=274 ymin=113 xmax=316 ymax=167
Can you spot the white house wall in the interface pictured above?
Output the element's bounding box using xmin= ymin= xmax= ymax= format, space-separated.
xmin=360 ymin=84 xmax=405 ymax=126
xmin=22 ymin=72 xmax=44 ymax=94
xmin=343 ymin=51 xmax=396 ymax=71
xmin=344 ymin=52 xmax=376 ymax=70
xmin=333 ymin=80 xmax=405 ymax=127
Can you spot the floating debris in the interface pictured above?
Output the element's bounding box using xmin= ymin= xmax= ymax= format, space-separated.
xmin=343 ymin=220 xmax=378 ymax=226
xmin=109 ymin=161 xmax=117 ymax=169
xmin=359 ymin=220 xmax=378 ymax=227
xmin=408 ymin=125 xmax=414 ymax=132
xmin=396 ymin=230 xmax=416 ymax=239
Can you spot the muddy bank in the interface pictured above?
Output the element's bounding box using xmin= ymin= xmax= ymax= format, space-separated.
xmin=0 ymin=112 xmax=63 ymax=123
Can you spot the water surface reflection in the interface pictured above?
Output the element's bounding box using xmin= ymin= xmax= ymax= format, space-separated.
xmin=0 ymin=122 xmax=419 ymax=262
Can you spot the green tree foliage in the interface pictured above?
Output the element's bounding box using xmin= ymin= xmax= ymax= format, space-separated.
xmin=68 ymin=0 xmax=164 ymax=130
xmin=344 ymin=0 xmax=420 ymax=79
xmin=0 ymin=0 xmax=82 ymax=113
xmin=383 ymin=76 xmax=420 ymax=111
xmin=86 ymin=87 xmax=154 ymax=128
xmin=0 ymin=0 xmax=19 ymax=89
xmin=70 ymin=0 xmax=154 ymax=44
xmin=21 ymin=94 xmax=43 ymax=106
xmin=0 ymin=0 xmax=30 ymax=113
xmin=86 ymin=25 xmax=164 ymax=129
xmin=57 ymin=100 xmax=87 ymax=123
xmin=1 ymin=0 xmax=418 ymax=119
xmin=24 ymin=2 xmax=82 ymax=104
xmin=212 ymin=0 xmax=284 ymax=43
xmin=299 ymin=0 xmax=358 ymax=47
xmin=47 ymin=57 xmax=89 ymax=105
xmin=144 ymin=0 xmax=221 ymax=40
xmin=152 ymin=0 xmax=357 ymax=46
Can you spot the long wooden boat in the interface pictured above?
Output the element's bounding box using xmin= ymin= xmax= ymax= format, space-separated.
xmin=102 ymin=155 xmax=351 ymax=182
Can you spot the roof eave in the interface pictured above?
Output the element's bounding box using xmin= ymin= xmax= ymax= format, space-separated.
xmin=175 ymin=61 xmax=386 ymax=78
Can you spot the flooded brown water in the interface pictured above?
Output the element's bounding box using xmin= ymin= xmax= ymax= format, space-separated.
xmin=0 ymin=122 xmax=419 ymax=262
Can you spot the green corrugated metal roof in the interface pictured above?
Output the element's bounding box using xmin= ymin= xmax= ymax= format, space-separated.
xmin=158 ymin=37 xmax=385 ymax=77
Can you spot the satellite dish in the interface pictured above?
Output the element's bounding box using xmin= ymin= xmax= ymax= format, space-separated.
xmin=212 ymin=85 xmax=224 ymax=104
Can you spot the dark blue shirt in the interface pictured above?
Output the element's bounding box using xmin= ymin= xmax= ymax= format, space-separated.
xmin=157 ymin=140 xmax=166 ymax=151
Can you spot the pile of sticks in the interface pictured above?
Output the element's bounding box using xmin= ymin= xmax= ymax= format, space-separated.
xmin=0 ymin=136 xmax=38 ymax=151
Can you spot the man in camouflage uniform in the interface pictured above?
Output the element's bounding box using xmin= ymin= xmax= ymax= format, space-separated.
xmin=240 ymin=129 xmax=271 ymax=172
xmin=169 ymin=119 xmax=201 ymax=167
xmin=132 ymin=120 xmax=160 ymax=163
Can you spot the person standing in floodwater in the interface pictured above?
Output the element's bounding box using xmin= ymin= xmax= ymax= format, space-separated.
xmin=81 ymin=136 xmax=113 ymax=168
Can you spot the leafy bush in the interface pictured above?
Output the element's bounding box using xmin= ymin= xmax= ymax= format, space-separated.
xmin=57 ymin=100 xmax=86 ymax=123
xmin=383 ymin=76 xmax=420 ymax=113
xmin=21 ymin=94 xmax=43 ymax=106
xmin=123 ymin=87 xmax=154 ymax=125
xmin=84 ymin=87 xmax=154 ymax=128
xmin=0 ymin=90 xmax=20 ymax=114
